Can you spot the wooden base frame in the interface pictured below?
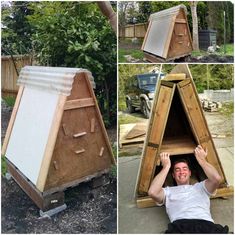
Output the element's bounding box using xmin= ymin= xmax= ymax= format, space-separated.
xmin=7 ymin=160 xmax=110 ymax=212
xmin=144 ymin=51 xmax=191 ymax=63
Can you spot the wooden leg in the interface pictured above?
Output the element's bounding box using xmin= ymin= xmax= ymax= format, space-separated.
xmin=7 ymin=160 xmax=65 ymax=212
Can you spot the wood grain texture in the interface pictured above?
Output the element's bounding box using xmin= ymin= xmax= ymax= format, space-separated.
xmin=163 ymin=15 xmax=176 ymax=58
xmin=44 ymin=73 xmax=114 ymax=190
xmin=2 ymin=86 xmax=24 ymax=155
xmin=141 ymin=21 xmax=152 ymax=50
xmin=138 ymin=82 xmax=176 ymax=194
xmin=177 ymin=80 xmax=227 ymax=185
xmin=163 ymin=73 xmax=186 ymax=81
xmin=64 ymin=98 xmax=95 ymax=110
xmin=36 ymin=95 xmax=67 ymax=192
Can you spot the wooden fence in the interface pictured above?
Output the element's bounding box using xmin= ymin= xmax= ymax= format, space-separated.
xmin=1 ymin=55 xmax=32 ymax=97
xmin=119 ymin=23 xmax=148 ymax=38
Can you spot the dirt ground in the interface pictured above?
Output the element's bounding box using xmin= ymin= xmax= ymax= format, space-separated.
xmin=1 ymin=100 xmax=117 ymax=234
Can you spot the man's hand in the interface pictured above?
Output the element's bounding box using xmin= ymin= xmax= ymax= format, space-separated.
xmin=160 ymin=152 xmax=171 ymax=170
xmin=194 ymin=145 xmax=221 ymax=194
xmin=194 ymin=145 xmax=207 ymax=165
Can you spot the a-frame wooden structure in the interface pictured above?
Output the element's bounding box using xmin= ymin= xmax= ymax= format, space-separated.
xmin=141 ymin=5 xmax=193 ymax=62
xmin=135 ymin=65 xmax=233 ymax=208
xmin=2 ymin=66 xmax=115 ymax=212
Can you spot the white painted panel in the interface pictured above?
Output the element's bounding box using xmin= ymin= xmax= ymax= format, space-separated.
xmin=143 ymin=17 xmax=172 ymax=58
xmin=6 ymin=87 xmax=59 ymax=185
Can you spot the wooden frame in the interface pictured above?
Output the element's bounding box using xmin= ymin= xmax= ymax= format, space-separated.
xmin=135 ymin=65 xmax=233 ymax=207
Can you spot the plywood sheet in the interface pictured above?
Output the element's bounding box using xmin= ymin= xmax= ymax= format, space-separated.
xmin=126 ymin=123 xmax=147 ymax=139
xmin=6 ymin=87 xmax=59 ymax=185
xmin=119 ymin=123 xmax=147 ymax=147
xmin=143 ymin=17 xmax=172 ymax=58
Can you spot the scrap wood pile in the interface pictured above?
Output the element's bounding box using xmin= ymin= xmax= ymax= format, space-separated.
xmin=200 ymin=99 xmax=222 ymax=112
xmin=119 ymin=123 xmax=147 ymax=148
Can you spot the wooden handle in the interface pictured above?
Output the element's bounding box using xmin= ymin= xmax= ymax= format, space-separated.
xmin=73 ymin=132 xmax=87 ymax=138
xmin=53 ymin=161 xmax=59 ymax=170
xmin=75 ymin=149 xmax=85 ymax=154
xmin=62 ymin=123 xmax=69 ymax=136
xmin=99 ymin=147 xmax=104 ymax=157
xmin=90 ymin=118 xmax=95 ymax=133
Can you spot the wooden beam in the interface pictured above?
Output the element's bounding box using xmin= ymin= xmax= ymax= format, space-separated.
xmin=36 ymin=95 xmax=67 ymax=192
xmin=75 ymin=149 xmax=85 ymax=154
xmin=64 ymin=98 xmax=95 ymax=110
xmin=175 ymin=19 xmax=187 ymax=23
xmin=137 ymin=196 xmax=156 ymax=208
xmin=163 ymin=15 xmax=176 ymax=58
xmin=7 ymin=160 xmax=65 ymax=211
xmin=90 ymin=118 xmax=95 ymax=133
xmin=141 ymin=21 xmax=152 ymax=51
xmin=2 ymin=86 xmax=24 ymax=155
xmin=163 ymin=73 xmax=186 ymax=81
xmin=73 ymin=132 xmax=87 ymax=138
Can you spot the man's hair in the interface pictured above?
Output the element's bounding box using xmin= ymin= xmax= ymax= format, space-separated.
xmin=171 ymin=158 xmax=191 ymax=173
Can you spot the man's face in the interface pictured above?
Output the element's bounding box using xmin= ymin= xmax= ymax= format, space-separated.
xmin=172 ymin=162 xmax=191 ymax=185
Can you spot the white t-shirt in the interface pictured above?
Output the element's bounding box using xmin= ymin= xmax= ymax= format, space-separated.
xmin=162 ymin=181 xmax=214 ymax=223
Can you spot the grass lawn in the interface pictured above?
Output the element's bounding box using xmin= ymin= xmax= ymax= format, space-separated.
xmin=3 ymin=96 xmax=16 ymax=107
xmin=118 ymin=112 xmax=145 ymax=125
xmin=1 ymin=156 xmax=7 ymax=176
xmin=192 ymin=44 xmax=234 ymax=57
xmin=219 ymin=101 xmax=234 ymax=117
xmin=218 ymin=44 xmax=234 ymax=56
xmin=118 ymin=48 xmax=144 ymax=63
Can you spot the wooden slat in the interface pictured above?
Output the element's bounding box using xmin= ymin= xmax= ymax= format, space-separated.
xmin=36 ymin=95 xmax=67 ymax=192
xmin=137 ymin=196 xmax=156 ymax=208
xmin=90 ymin=118 xmax=95 ymax=133
xmin=163 ymin=73 xmax=186 ymax=81
xmin=161 ymin=137 xmax=196 ymax=156
xmin=53 ymin=161 xmax=59 ymax=170
xmin=99 ymin=147 xmax=104 ymax=157
xmin=211 ymin=186 xmax=234 ymax=198
xmin=73 ymin=132 xmax=87 ymax=138
xmin=2 ymin=86 xmax=24 ymax=155
xmin=64 ymin=98 xmax=95 ymax=110
xmin=141 ymin=21 xmax=153 ymax=50
xmin=75 ymin=149 xmax=85 ymax=154
xmin=177 ymin=81 xmax=227 ymax=184
xmin=138 ymin=83 xmax=176 ymax=194
xmin=62 ymin=123 xmax=69 ymax=136
xmin=175 ymin=19 xmax=187 ymax=23
xmin=163 ymin=15 xmax=177 ymax=58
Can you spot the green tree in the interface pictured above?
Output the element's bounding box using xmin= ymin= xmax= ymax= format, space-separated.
xmin=207 ymin=1 xmax=234 ymax=44
xmin=137 ymin=2 xmax=152 ymax=23
xmin=1 ymin=1 xmax=33 ymax=55
xmin=2 ymin=1 xmax=116 ymax=126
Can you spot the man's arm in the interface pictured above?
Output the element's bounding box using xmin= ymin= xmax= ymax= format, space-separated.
xmin=148 ymin=152 xmax=171 ymax=204
xmin=194 ymin=145 xmax=221 ymax=194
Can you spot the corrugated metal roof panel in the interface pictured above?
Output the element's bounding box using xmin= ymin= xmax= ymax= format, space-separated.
xmin=149 ymin=4 xmax=187 ymax=21
xmin=17 ymin=66 xmax=95 ymax=96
